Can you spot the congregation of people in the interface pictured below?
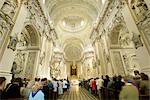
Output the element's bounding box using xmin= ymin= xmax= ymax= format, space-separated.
xmin=80 ymin=70 xmax=150 ymax=100
xmin=0 ymin=70 xmax=149 ymax=100
xmin=0 ymin=77 xmax=70 ymax=100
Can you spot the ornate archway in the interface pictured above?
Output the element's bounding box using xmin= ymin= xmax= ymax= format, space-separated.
xmin=11 ymin=24 xmax=41 ymax=79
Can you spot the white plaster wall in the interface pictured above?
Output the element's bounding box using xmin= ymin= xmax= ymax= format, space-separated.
xmin=0 ymin=49 xmax=14 ymax=73
xmin=136 ymin=46 xmax=150 ymax=76
xmin=122 ymin=5 xmax=140 ymax=34
xmin=122 ymin=3 xmax=150 ymax=76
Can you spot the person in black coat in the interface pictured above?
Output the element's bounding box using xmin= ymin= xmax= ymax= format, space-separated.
xmin=0 ymin=77 xmax=6 ymax=100
xmin=41 ymin=78 xmax=49 ymax=100
xmin=4 ymin=78 xmax=22 ymax=99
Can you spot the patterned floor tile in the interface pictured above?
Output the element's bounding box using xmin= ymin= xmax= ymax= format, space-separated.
xmin=58 ymin=86 xmax=98 ymax=100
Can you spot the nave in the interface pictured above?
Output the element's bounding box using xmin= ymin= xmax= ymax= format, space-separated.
xmin=58 ymin=86 xmax=98 ymax=100
xmin=0 ymin=0 xmax=150 ymax=100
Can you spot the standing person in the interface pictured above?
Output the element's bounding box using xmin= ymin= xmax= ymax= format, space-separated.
xmin=115 ymin=75 xmax=125 ymax=91
xmin=92 ymin=79 xmax=97 ymax=95
xmin=25 ymin=78 xmax=36 ymax=98
xmin=48 ymin=80 xmax=53 ymax=100
xmin=96 ymin=77 xmax=104 ymax=99
xmin=58 ymin=80 xmax=63 ymax=95
xmin=0 ymin=77 xmax=6 ymax=100
xmin=29 ymin=82 xmax=44 ymax=100
xmin=103 ymin=75 xmax=110 ymax=87
xmin=41 ymin=78 xmax=49 ymax=100
xmin=52 ymin=78 xmax=58 ymax=100
xmin=133 ymin=70 xmax=141 ymax=88
xmin=139 ymin=73 xmax=149 ymax=100
xmin=89 ymin=78 xmax=93 ymax=94
xmin=67 ymin=78 xmax=70 ymax=90
xmin=4 ymin=78 xmax=22 ymax=99
xmin=63 ymin=79 xmax=68 ymax=93
xmin=119 ymin=76 xmax=139 ymax=100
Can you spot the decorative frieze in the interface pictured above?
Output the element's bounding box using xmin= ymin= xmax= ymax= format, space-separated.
xmin=122 ymin=51 xmax=140 ymax=75
xmin=137 ymin=10 xmax=150 ymax=46
xmin=11 ymin=50 xmax=26 ymax=78
xmin=130 ymin=0 xmax=149 ymax=20
xmin=1 ymin=0 xmax=17 ymax=20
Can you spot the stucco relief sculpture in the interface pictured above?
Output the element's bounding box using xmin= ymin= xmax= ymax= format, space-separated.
xmin=131 ymin=0 xmax=148 ymax=18
xmin=137 ymin=10 xmax=150 ymax=45
xmin=0 ymin=17 xmax=8 ymax=41
xmin=119 ymin=27 xmax=133 ymax=47
xmin=17 ymin=33 xmax=28 ymax=47
xmin=87 ymin=68 xmax=90 ymax=78
xmin=24 ymin=52 xmax=36 ymax=79
xmin=132 ymin=32 xmax=143 ymax=49
xmin=27 ymin=0 xmax=47 ymax=34
xmin=7 ymin=34 xmax=18 ymax=51
xmin=50 ymin=62 xmax=59 ymax=78
xmin=113 ymin=51 xmax=125 ymax=75
xmin=39 ymin=52 xmax=45 ymax=65
xmin=123 ymin=53 xmax=139 ymax=75
xmin=1 ymin=0 xmax=17 ymax=19
xmin=11 ymin=51 xmax=25 ymax=78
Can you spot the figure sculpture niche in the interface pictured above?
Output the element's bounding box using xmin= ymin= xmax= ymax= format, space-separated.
xmin=11 ymin=62 xmax=22 ymax=79
xmin=8 ymin=35 xmax=18 ymax=51
xmin=132 ymin=33 xmax=143 ymax=49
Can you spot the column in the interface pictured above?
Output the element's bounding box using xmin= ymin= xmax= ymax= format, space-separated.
xmin=0 ymin=1 xmax=28 ymax=83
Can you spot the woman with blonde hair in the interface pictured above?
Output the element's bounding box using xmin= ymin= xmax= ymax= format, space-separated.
xmin=29 ymin=82 xmax=44 ymax=100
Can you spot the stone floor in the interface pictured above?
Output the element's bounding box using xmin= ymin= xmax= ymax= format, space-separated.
xmin=58 ymin=86 xmax=98 ymax=100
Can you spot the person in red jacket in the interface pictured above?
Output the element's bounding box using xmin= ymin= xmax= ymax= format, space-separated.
xmin=92 ymin=79 xmax=97 ymax=95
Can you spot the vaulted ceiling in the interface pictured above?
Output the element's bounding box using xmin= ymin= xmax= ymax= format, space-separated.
xmin=45 ymin=0 xmax=104 ymax=61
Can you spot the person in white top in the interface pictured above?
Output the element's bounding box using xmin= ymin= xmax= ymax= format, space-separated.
xmin=96 ymin=77 xmax=104 ymax=99
xmin=52 ymin=78 xmax=58 ymax=100
xmin=58 ymin=80 xmax=63 ymax=95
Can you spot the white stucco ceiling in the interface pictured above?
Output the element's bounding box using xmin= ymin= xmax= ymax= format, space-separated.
xmin=46 ymin=0 xmax=103 ymax=61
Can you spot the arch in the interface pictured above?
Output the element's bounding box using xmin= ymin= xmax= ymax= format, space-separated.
xmin=12 ymin=22 xmax=41 ymax=78
xmin=63 ymin=37 xmax=84 ymax=50
xmin=63 ymin=37 xmax=84 ymax=61
xmin=23 ymin=22 xmax=41 ymax=48
xmin=109 ymin=23 xmax=127 ymax=45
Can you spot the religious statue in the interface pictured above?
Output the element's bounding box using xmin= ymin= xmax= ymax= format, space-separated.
xmin=17 ymin=33 xmax=28 ymax=47
xmin=123 ymin=53 xmax=140 ymax=75
xmin=11 ymin=61 xmax=22 ymax=79
xmin=11 ymin=51 xmax=25 ymax=78
xmin=119 ymin=27 xmax=132 ymax=47
xmin=132 ymin=33 xmax=143 ymax=49
xmin=1 ymin=0 xmax=16 ymax=19
xmin=7 ymin=34 xmax=18 ymax=51
xmin=0 ymin=19 xmax=8 ymax=40
xmin=39 ymin=52 xmax=45 ymax=65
